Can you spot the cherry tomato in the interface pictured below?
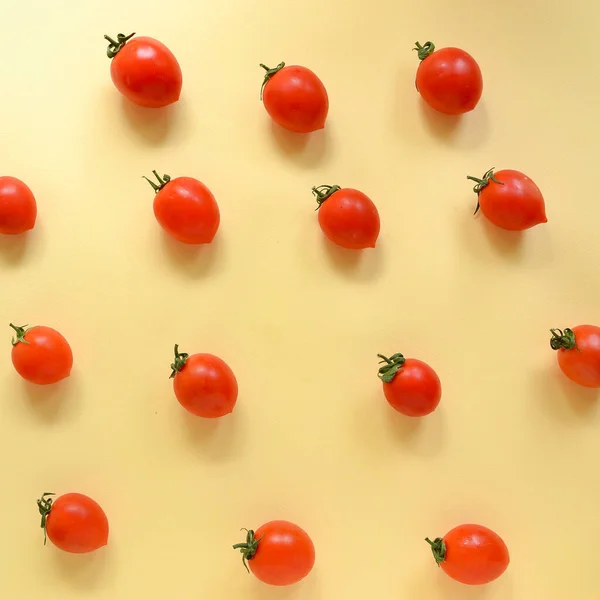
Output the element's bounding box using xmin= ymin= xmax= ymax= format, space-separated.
xmin=550 ymin=325 xmax=600 ymax=388
xmin=468 ymin=168 xmax=547 ymax=231
xmin=260 ymin=62 xmax=328 ymax=133
xmin=170 ymin=345 xmax=237 ymax=417
xmin=233 ymin=520 xmax=315 ymax=586
xmin=414 ymin=41 xmax=482 ymax=115
xmin=37 ymin=492 xmax=109 ymax=554
xmin=313 ymin=185 xmax=380 ymax=250
xmin=378 ymin=353 xmax=441 ymax=416
xmin=0 ymin=176 xmax=37 ymax=235
xmin=10 ymin=323 xmax=73 ymax=385
xmin=426 ymin=524 xmax=509 ymax=585
xmin=105 ymin=32 xmax=182 ymax=108
xmin=144 ymin=170 xmax=220 ymax=245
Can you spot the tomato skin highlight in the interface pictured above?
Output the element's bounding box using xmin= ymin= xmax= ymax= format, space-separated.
xmin=10 ymin=324 xmax=73 ymax=385
xmin=107 ymin=34 xmax=182 ymax=108
xmin=472 ymin=169 xmax=547 ymax=231
xmin=41 ymin=493 xmax=109 ymax=554
xmin=551 ymin=325 xmax=600 ymax=388
xmin=427 ymin=524 xmax=509 ymax=585
xmin=234 ymin=521 xmax=315 ymax=586
xmin=171 ymin=346 xmax=238 ymax=418
xmin=415 ymin=42 xmax=483 ymax=115
xmin=0 ymin=176 xmax=37 ymax=235
xmin=378 ymin=353 xmax=441 ymax=416
xmin=314 ymin=186 xmax=380 ymax=250
xmin=261 ymin=63 xmax=329 ymax=133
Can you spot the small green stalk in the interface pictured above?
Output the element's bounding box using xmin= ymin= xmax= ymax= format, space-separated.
xmin=466 ymin=168 xmax=505 ymax=214
xmin=232 ymin=528 xmax=262 ymax=573
xmin=259 ymin=62 xmax=285 ymax=100
xmin=311 ymin=185 xmax=341 ymax=210
xmin=425 ymin=537 xmax=446 ymax=566
xmin=143 ymin=170 xmax=172 ymax=194
xmin=9 ymin=323 xmax=31 ymax=346
xmin=377 ymin=353 xmax=406 ymax=383
xmin=104 ymin=32 xmax=135 ymax=59
xmin=170 ymin=344 xmax=189 ymax=379
xmin=413 ymin=41 xmax=435 ymax=60
xmin=550 ymin=328 xmax=580 ymax=352
xmin=37 ymin=492 xmax=55 ymax=545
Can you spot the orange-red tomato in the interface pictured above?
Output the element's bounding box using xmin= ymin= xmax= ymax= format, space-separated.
xmin=170 ymin=345 xmax=238 ymax=417
xmin=414 ymin=41 xmax=483 ymax=115
xmin=260 ymin=62 xmax=328 ymax=133
xmin=38 ymin=492 xmax=109 ymax=554
xmin=378 ymin=353 xmax=441 ymax=417
xmin=0 ymin=176 xmax=37 ymax=235
xmin=105 ymin=33 xmax=182 ymax=108
xmin=144 ymin=170 xmax=220 ymax=245
xmin=233 ymin=521 xmax=315 ymax=586
xmin=468 ymin=168 xmax=547 ymax=231
xmin=313 ymin=185 xmax=380 ymax=250
xmin=550 ymin=325 xmax=600 ymax=388
xmin=426 ymin=524 xmax=509 ymax=585
xmin=10 ymin=323 xmax=73 ymax=385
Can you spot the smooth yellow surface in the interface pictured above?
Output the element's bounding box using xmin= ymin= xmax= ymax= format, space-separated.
xmin=1 ymin=1 xmax=599 ymax=598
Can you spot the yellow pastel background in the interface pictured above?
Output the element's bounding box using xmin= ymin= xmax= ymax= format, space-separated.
xmin=1 ymin=0 xmax=599 ymax=598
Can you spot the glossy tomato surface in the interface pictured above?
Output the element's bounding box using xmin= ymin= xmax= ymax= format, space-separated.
xmin=473 ymin=169 xmax=547 ymax=231
xmin=109 ymin=35 xmax=182 ymax=108
xmin=552 ymin=325 xmax=600 ymax=388
xmin=0 ymin=176 xmax=37 ymax=235
xmin=151 ymin=175 xmax=220 ymax=244
xmin=261 ymin=63 xmax=328 ymax=133
xmin=415 ymin=43 xmax=482 ymax=115
xmin=315 ymin=186 xmax=380 ymax=249
xmin=42 ymin=493 xmax=109 ymax=554
xmin=10 ymin=324 xmax=73 ymax=385
xmin=172 ymin=349 xmax=238 ymax=417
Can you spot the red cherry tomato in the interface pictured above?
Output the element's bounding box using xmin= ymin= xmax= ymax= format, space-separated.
xmin=37 ymin=492 xmax=109 ymax=554
xmin=313 ymin=185 xmax=380 ymax=250
xmin=105 ymin=32 xmax=182 ymax=108
xmin=233 ymin=520 xmax=315 ymax=586
xmin=378 ymin=353 xmax=441 ymax=416
xmin=10 ymin=323 xmax=73 ymax=385
xmin=144 ymin=170 xmax=220 ymax=245
xmin=170 ymin=345 xmax=237 ymax=417
xmin=0 ymin=176 xmax=37 ymax=235
xmin=426 ymin=524 xmax=509 ymax=585
xmin=260 ymin=62 xmax=328 ymax=133
xmin=468 ymin=168 xmax=547 ymax=231
xmin=550 ymin=325 xmax=600 ymax=388
xmin=414 ymin=41 xmax=483 ymax=115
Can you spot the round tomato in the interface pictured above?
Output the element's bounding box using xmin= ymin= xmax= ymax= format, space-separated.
xmin=313 ymin=185 xmax=380 ymax=250
xmin=170 ymin=345 xmax=237 ymax=417
xmin=378 ymin=353 xmax=441 ymax=416
xmin=468 ymin=168 xmax=547 ymax=231
xmin=414 ymin=41 xmax=482 ymax=115
xmin=550 ymin=325 xmax=600 ymax=388
xmin=233 ymin=521 xmax=315 ymax=586
xmin=105 ymin=33 xmax=182 ymax=108
xmin=426 ymin=524 xmax=509 ymax=585
xmin=260 ymin=62 xmax=328 ymax=133
xmin=0 ymin=176 xmax=37 ymax=235
xmin=37 ymin=492 xmax=109 ymax=553
xmin=144 ymin=170 xmax=220 ymax=244
xmin=10 ymin=323 xmax=73 ymax=385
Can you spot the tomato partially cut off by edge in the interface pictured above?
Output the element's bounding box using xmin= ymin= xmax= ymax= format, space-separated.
xmin=0 ymin=176 xmax=37 ymax=235
xmin=233 ymin=520 xmax=315 ymax=586
xmin=378 ymin=353 xmax=441 ymax=416
xmin=426 ymin=524 xmax=509 ymax=585
xmin=37 ymin=492 xmax=109 ymax=554
xmin=550 ymin=325 xmax=600 ymax=388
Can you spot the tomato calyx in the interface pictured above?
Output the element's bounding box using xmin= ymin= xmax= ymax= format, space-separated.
xmin=550 ymin=328 xmax=580 ymax=352
xmin=37 ymin=492 xmax=55 ymax=545
xmin=312 ymin=185 xmax=341 ymax=210
xmin=377 ymin=353 xmax=406 ymax=382
xmin=259 ymin=62 xmax=285 ymax=100
xmin=9 ymin=323 xmax=31 ymax=346
xmin=169 ymin=344 xmax=189 ymax=379
xmin=467 ymin=168 xmax=505 ymax=214
xmin=425 ymin=537 xmax=447 ymax=566
xmin=232 ymin=528 xmax=262 ymax=573
xmin=413 ymin=41 xmax=435 ymax=61
xmin=143 ymin=170 xmax=172 ymax=194
xmin=104 ymin=32 xmax=136 ymax=59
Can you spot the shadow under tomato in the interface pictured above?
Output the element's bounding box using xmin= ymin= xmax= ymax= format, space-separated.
xmin=320 ymin=237 xmax=384 ymax=282
xmin=245 ymin=569 xmax=322 ymax=600
xmin=52 ymin=546 xmax=111 ymax=590
xmin=159 ymin=231 xmax=223 ymax=277
xmin=22 ymin=375 xmax=79 ymax=423
xmin=0 ymin=232 xmax=30 ymax=265
xmin=269 ymin=121 xmax=330 ymax=168
xmin=385 ymin=403 xmax=446 ymax=457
